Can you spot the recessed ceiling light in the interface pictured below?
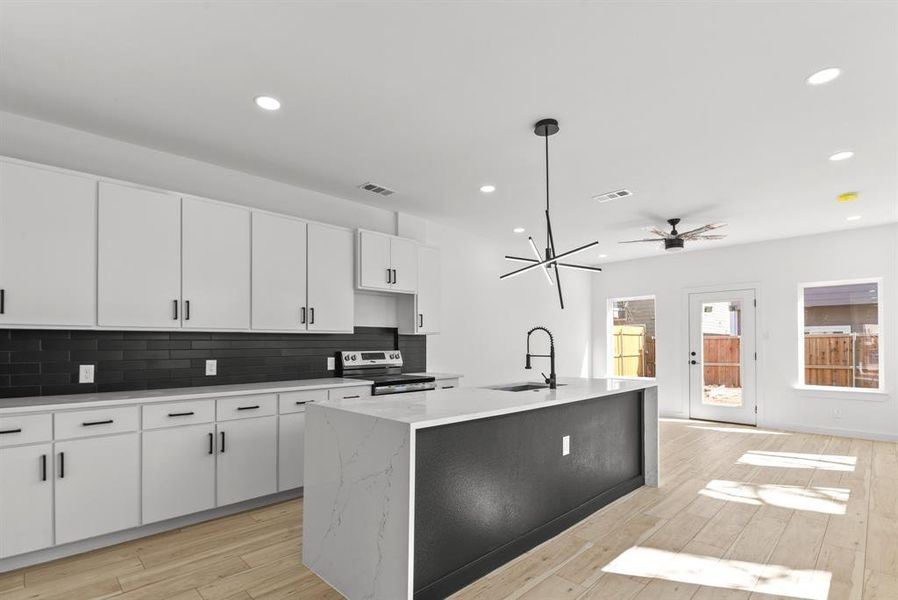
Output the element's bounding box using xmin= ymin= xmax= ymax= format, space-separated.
xmin=806 ymin=67 xmax=841 ymax=86
xmin=846 ymin=215 xmax=862 ymax=221
xmin=598 ymin=254 xmax=608 ymax=258
xmin=512 ymin=227 xmax=525 ymax=233
xmin=480 ymin=185 xmax=496 ymax=193
xmin=829 ymin=151 xmax=854 ymax=161
xmin=254 ymin=96 xmax=281 ymax=111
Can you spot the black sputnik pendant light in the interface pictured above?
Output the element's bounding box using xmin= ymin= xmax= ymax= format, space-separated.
xmin=500 ymin=118 xmax=602 ymax=309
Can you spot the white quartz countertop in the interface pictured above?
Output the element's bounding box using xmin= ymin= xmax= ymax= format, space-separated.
xmin=0 ymin=378 xmax=373 ymax=414
xmin=312 ymin=377 xmax=655 ymax=429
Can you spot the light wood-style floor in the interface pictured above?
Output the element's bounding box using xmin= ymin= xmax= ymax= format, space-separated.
xmin=1 ymin=419 xmax=895 ymax=600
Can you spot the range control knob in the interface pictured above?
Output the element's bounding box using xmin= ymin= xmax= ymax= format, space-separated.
xmin=350 ymin=354 xmax=357 ymax=361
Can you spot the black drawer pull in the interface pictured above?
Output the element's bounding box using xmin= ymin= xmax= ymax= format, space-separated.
xmin=59 ymin=452 xmax=65 ymax=479
xmin=41 ymin=454 xmax=47 ymax=481
xmin=0 ymin=428 xmax=22 ymax=435
xmin=442 ymin=385 xmax=455 ymax=389
xmin=295 ymin=400 xmax=310 ymax=405
xmin=82 ymin=419 xmax=113 ymax=427
xmin=236 ymin=405 xmax=260 ymax=411
xmin=208 ymin=432 xmax=214 ymax=455
xmin=343 ymin=395 xmax=360 ymax=399
xmin=168 ymin=411 xmax=195 ymax=417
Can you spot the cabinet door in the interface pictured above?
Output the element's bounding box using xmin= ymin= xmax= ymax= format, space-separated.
xmin=390 ymin=237 xmax=419 ymax=293
xmin=358 ymin=230 xmax=392 ymax=290
xmin=55 ymin=433 xmax=140 ymax=545
xmin=251 ymin=213 xmax=307 ymax=331
xmin=217 ymin=417 xmax=277 ymax=506
xmin=0 ymin=162 xmax=97 ymax=327
xmin=98 ymin=182 xmax=182 ymax=327
xmin=182 ymin=198 xmax=251 ymax=329
xmin=416 ymin=246 xmax=441 ymax=334
xmin=307 ymin=224 xmax=353 ymax=332
xmin=0 ymin=443 xmax=53 ymax=558
xmin=142 ymin=425 xmax=216 ymax=524
xmin=278 ymin=412 xmax=305 ymax=491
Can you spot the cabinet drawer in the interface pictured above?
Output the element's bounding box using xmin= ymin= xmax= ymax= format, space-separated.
xmin=0 ymin=413 xmax=52 ymax=448
xmin=279 ymin=390 xmax=327 ymax=414
xmin=216 ymin=394 xmax=277 ymax=421
xmin=55 ymin=406 xmax=139 ymax=440
xmin=143 ymin=400 xmax=215 ymax=429
xmin=328 ymin=385 xmax=372 ymax=401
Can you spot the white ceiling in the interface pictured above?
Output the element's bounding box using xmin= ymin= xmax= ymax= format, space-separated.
xmin=1 ymin=1 xmax=896 ymax=264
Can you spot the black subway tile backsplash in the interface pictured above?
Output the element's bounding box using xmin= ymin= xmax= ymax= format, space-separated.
xmin=0 ymin=327 xmax=426 ymax=401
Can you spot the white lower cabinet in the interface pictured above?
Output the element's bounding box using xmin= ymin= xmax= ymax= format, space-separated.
xmin=0 ymin=443 xmax=54 ymax=558
xmin=278 ymin=412 xmax=306 ymax=491
xmin=142 ymin=424 xmax=216 ymax=524
xmin=216 ymin=416 xmax=278 ymax=506
xmin=54 ymin=433 xmax=140 ymax=545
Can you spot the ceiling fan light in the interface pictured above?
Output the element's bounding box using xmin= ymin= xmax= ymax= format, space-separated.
xmin=664 ymin=238 xmax=685 ymax=252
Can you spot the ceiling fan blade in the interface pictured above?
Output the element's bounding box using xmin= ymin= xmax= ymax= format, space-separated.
xmin=678 ymin=223 xmax=727 ymax=238
xmin=648 ymin=227 xmax=674 ymax=239
xmin=691 ymin=234 xmax=728 ymax=240
xmin=618 ymin=239 xmax=663 ymax=244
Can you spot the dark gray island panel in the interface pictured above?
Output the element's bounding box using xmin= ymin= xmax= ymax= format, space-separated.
xmin=413 ymin=390 xmax=644 ymax=599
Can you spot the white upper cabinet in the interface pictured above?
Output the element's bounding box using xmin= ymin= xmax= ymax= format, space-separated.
xmin=357 ymin=230 xmax=419 ymax=293
xmin=307 ymin=223 xmax=354 ymax=332
xmin=182 ymin=198 xmax=251 ymax=330
xmin=251 ymin=212 xmax=308 ymax=331
xmin=416 ymin=246 xmax=441 ymax=334
xmin=0 ymin=162 xmax=97 ymax=327
xmin=98 ymin=182 xmax=182 ymax=328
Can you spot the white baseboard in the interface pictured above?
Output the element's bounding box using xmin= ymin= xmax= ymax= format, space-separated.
xmin=757 ymin=420 xmax=898 ymax=442
xmin=0 ymin=489 xmax=303 ymax=573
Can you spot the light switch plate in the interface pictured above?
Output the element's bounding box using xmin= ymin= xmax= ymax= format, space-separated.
xmin=562 ymin=435 xmax=570 ymax=456
xmin=79 ymin=364 xmax=95 ymax=384
xmin=327 ymin=357 xmax=335 ymax=371
xmin=205 ymin=360 xmax=217 ymax=376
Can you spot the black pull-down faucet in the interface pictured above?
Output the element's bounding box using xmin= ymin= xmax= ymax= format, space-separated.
xmin=525 ymin=326 xmax=557 ymax=389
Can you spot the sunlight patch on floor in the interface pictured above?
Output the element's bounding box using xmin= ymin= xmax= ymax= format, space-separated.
xmin=687 ymin=425 xmax=788 ymax=435
xmin=603 ymin=546 xmax=832 ymax=600
xmin=737 ymin=450 xmax=856 ymax=471
xmin=699 ymin=480 xmax=849 ymax=515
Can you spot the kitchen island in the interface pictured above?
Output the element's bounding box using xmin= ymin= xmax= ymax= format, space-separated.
xmin=302 ymin=377 xmax=659 ymax=600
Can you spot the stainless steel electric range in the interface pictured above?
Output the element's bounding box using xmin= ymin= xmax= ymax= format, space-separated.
xmin=337 ymin=350 xmax=436 ymax=395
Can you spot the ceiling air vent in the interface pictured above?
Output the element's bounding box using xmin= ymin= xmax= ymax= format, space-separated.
xmin=359 ymin=182 xmax=396 ymax=197
xmin=593 ymin=189 xmax=632 ymax=203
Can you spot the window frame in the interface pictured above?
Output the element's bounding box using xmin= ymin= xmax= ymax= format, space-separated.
xmin=797 ymin=277 xmax=884 ymax=394
xmin=607 ymin=294 xmax=657 ymax=381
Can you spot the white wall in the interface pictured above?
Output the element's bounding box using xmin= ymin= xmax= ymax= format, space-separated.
xmin=1 ymin=111 xmax=594 ymax=383
xmin=592 ymin=224 xmax=898 ymax=440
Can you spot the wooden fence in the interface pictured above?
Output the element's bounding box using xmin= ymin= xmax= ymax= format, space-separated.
xmin=612 ymin=325 xmax=655 ymax=377
xmin=804 ymin=334 xmax=879 ymax=388
xmin=703 ymin=335 xmax=741 ymax=388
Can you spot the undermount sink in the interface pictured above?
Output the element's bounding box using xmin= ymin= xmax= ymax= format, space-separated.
xmin=487 ymin=382 xmax=567 ymax=392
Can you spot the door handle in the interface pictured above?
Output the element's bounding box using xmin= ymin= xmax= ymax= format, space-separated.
xmin=236 ymin=405 xmax=259 ymax=411
xmin=41 ymin=454 xmax=47 ymax=482
xmin=418 ymin=313 xmax=423 ymax=328
xmin=82 ymin=419 xmax=113 ymax=427
xmin=386 ymin=268 xmax=392 ymax=284
xmin=185 ymin=300 xmax=191 ymax=321
xmin=392 ymin=269 xmax=397 ymax=284
xmin=208 ymin=432 xmax=214 ymax=455
xmin=0 ymin=428 xmax=22 ymax=435
xmin=301 ymin=306 xmax=306 ymax=324
xmin=173 ymin=299 xmax=179 ymax=320
xmin=1 ymin=288 xmax=6 ymax=314
xmin=309 ymin=307 xmax=315 ymax=325
xmin=220 ymin=431 xmax=226 ymax=453
xmin=58 ymin=452 xmax=65 ymax=479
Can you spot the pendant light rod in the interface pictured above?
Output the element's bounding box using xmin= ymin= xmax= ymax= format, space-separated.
xmin=504 ymin=256 xmax=604 ymax=273
xmin=499 ymin=240 xmax=600 ymax=280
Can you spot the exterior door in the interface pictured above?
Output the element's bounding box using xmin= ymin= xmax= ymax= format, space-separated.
xmin=688 ymin=289 xmax=757 ymax=425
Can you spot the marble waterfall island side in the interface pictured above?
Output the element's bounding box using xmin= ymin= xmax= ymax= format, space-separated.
xmin=302 ymin=378 xmax=659 ymax=600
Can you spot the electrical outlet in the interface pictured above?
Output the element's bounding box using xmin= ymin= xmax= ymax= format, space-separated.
xmin=562 ymin=435 xmax=570 ymax=456
xmin=833 ymin=408 xmax=844 ymax=420
xmin=327 ymin=357 xmax=335 ymax=371
xmin=79 ymin=364 xmax=95 ymax=384
xmin=205 ymin=360 xmax=217 ymax=376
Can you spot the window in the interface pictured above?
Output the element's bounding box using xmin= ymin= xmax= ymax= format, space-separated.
xmin=609 ymin=297 xmax=656 ymax=378
xmin=800 ymin=280 xmax=881 ymax=390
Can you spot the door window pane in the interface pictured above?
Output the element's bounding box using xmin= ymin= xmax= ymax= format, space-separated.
xmin=702 ymin=301 xmax=743 ymax=407
xmin=611 ymin=298 xmax=655 ymax=378
xmin=803 ymin=282 xmax=880 ymax=389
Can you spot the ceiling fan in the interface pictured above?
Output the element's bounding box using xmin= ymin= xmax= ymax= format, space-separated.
xmin=619 ymin=218 xmax=727 ymax=252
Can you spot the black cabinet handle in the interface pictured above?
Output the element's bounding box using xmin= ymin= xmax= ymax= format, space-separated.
xmin=41 ymin=454 xmax=47 ymax=481
xmin=392 ymin=269 xmax=397 ymax=284
xmin=59 ymin=452 xmax=65 ymax=479
xmin=295 ymin=400 xmax=310 ymax=405
xmin=185 ymin=300 xmax=191 ymax=321
xmin=309 ymin=307 xmax=315 ymax=325
xmin=236 ymin=405 xmax=259 ymax=411
xmin=442 ymin=385 xmax=455 ymax=389
xmin=301 ymin=306 xmax=306 ymax=324
xmin=386 ymin=268 xmax=392 ymax=284
xmin=208 ymin=432 xmax=214 ymax=455
xmin=343 ymin=395 xmax=360 ymax=399
xmin=418 ymin=313 xmax=423 ymax=328
xmin=0 ymin=428 xmax=22 ymax=435
xmin=173 ymin=299 xmax=179 ymax=320
xmin=0 ymin=288 xmax=5 ymax=314
xmin=82 ymin=419 xmax=113 ymax=427
xmin=168 ymin=411 xmax=194 ymax=417
xmin=220 ymin=431 xmax=226 ymax=453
